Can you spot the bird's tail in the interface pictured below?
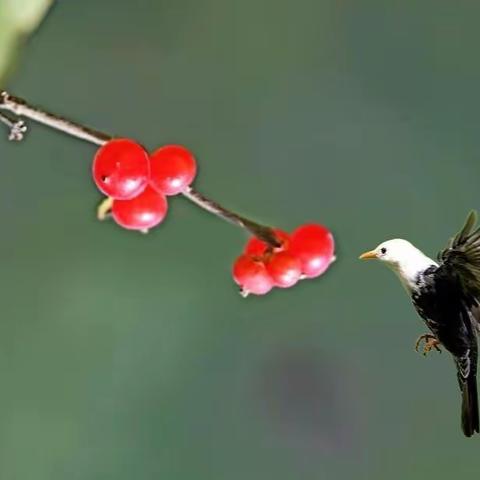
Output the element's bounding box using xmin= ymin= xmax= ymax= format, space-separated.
xmin=460 ymin=373 xmax=479 ymax=437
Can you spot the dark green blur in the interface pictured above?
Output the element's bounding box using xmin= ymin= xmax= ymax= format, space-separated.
xmin=1 ymin=1 xmax=480 ymax=478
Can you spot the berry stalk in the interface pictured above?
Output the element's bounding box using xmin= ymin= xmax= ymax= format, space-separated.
xmin=0 ymin=90 xmax=279 ymax=247
xmin=182 ymin=187 xmax=280 ymax=246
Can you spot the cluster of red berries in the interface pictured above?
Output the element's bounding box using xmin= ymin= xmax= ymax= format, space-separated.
xmin=92 ymin=139 xmax=197 ymax=231
xmin=92 ymin=138 xmax=335 ymax=296
xmin=233 ymin=224 xmax=335 ymax=296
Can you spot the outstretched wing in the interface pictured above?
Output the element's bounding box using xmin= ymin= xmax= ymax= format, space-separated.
xmin=437 ymin=210 xmax=480 ymax=305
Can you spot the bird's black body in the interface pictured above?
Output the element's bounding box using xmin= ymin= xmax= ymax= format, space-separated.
xmin=412 ymin=266 xmax=479 ymax=436
xmin=409 ymin=212 xmax=480 ymax=437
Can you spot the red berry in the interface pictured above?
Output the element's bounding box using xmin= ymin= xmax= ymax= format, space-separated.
xmin=112 ymin=186 xmax=168 ymax=231
xmin=232 ymin=255 xmax=273 ymax=296
xmin=289 ymin=224 xmax=335 ymax=278
xmin=150 ymin=145 xmax=197 ymax=196
xmin=244 ymin=229 xmax=290 ymax=256
xmin=266 ymin=251 xmax=302 ymax=288
xmin=92 ymin=139 xmax=150 ymax=200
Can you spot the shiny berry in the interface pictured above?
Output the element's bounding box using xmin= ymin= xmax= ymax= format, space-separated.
xmin=232 ymin=255 xmax=273 ymax=296
xmin=92 ymin=139 xmax=150 ymax=200
xmin=244 ymin=229 xmax=290 ymax=257
xmin=289 ymin=224 xmax=335 ymax=278
xmin=150 ymin=145 xmax=197 ymax=196
xmin=112 ymin=186 xmax=168 ymax=231
xmin=266 ymin=251 xmax=302 ymax=288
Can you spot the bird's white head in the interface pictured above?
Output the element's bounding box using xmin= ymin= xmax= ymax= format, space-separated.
xmin=359 ymin=239 xmax=437 ymax=291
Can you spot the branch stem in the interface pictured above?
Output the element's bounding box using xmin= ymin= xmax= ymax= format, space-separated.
xmin=1 ymin=91 xmax=110 ymax=145
xmin=182 ymin=187 xmax=279 ymax=245
xmin=0 ymin=90 xmax=279 ymax=247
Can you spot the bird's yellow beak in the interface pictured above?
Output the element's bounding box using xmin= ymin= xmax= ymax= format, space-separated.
xmin=359 ymin=250 xmax=377 ymax=260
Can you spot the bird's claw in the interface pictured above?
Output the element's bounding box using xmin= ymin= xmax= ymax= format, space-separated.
xmin=415 ymin=334 xmax=442 ymax=355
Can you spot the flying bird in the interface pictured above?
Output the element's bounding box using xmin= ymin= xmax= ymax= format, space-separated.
xmin=360 ymin=211 xmax=480 ymax=437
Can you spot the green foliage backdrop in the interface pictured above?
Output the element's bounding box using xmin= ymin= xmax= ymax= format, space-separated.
xmin=1 ymin=1 xmax=480 ymax=479
xmin=0 ymin=0 xmax=52 ymax=81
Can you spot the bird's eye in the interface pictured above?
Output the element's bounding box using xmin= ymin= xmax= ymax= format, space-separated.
xmin=380 ymin=247 xmax=387 ymax=254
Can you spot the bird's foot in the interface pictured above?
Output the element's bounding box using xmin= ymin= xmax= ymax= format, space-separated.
xmin=415 ymin=334 xmax=442 ymax=356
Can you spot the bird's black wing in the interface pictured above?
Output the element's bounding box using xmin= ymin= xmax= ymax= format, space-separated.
xmin=438 ymin=210 xmax=480 ymax=304
xmin=435 ymin=210 xmax=480 ymax=436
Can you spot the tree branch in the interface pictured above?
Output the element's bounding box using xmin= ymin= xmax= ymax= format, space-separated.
xmin=0 ymin=90 xmax=280 ymax=248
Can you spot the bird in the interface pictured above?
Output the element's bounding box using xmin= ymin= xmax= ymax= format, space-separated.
xmin=359 ymin=211 xmax=480 ymax=437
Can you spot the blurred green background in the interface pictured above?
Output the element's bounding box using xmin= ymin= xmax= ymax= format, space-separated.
xmin=1 ymin=1 xmax=480 ymax=478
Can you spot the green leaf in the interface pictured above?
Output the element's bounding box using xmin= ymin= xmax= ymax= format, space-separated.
xmin=0 ymin=0 xmax=52 ymax=83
